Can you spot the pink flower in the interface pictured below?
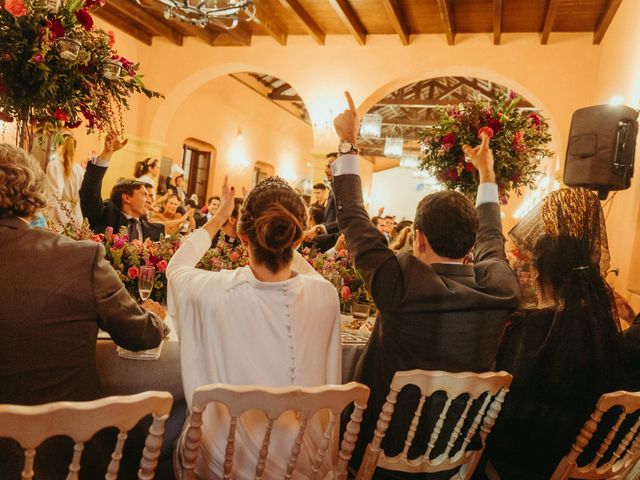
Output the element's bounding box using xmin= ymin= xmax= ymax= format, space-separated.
xmin=230 ymin=251 xmax=240 ymax=262
xmin=127 ymin=266 xmax=139 ymax=279
xmin=105 ymin=226 xmax=114 ymax=236
xmin=509 ymin=90 xmax=518 ymax=100
xmin=441 ymin=133 xmax=456 ymax=147
xmin=45 ymin=19 xmax=65 ymax=40
xmin=341 ymin=286 xmax=351 ymax=301
xmin=148 ymin=254 xmax=159 ymax=266
xmin=4 ymin=0 xmax=27 ymax=16
xmin=75 ymin=8 xmax=94 ymax=30
xmin=130 ymin=239 xmax=143 ymax=248
xmin=477 ymin=126 xmax=494 ymax=140
xmin=156 ymin=260 xmax=168 ymax=273
xmin=113 ymin=236 xmax=125 ymax=249
xmin=31 ymin=53 xmax=44 ymax=64
xmin=106 ymin=30 xmax=116 ymax=47
xmin=529 ymin=112 xmax=541 ymax=127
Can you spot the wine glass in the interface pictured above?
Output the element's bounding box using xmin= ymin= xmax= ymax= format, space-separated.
xmin=138 ymin=265 xmax=155 ymax=302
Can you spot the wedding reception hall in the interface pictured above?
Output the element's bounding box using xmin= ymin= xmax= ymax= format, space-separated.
xmin=2 ymin=0 xmax=640 ymax=479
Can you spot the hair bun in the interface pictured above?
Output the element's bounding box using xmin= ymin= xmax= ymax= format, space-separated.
xmin=254 ymin=204 xmax=302 ymax=252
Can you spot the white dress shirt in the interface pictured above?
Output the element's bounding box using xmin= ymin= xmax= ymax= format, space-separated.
xmin=167 ymin=228 xmax=341 ymax=479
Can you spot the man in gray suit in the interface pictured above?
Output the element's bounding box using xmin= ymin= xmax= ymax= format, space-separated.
xmin=332 ymin=94 xmax=520 ymax=477
xmin=0 ymin=144 xmax=167 ymax=477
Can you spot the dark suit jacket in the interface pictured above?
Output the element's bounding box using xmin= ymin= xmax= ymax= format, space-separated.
xmin=314 ymin=187 xmax=340 ymax=252
xmin=0 ymin=217 xmax=166 ymax=405
xmin=79 ymin=163 xmax=164 ymax=241
xmin=333 ymin=174 xmax=519 ymax=475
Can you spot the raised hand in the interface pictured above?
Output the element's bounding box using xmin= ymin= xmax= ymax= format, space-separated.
xmin=216 ymin=175 xmax=236 ymax=221
xmin=462 ymin=132 xmax=496 ymax=183
xmin=333 ymin=91 xmax=360 ymax=146
xmin=99 ymin=132 xmax=128 ymax=161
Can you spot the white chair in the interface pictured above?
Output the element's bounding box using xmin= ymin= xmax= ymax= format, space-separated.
xmin=0 ymin=390 xmax=173 ymax=480
xmin=551 ymin=390 xmax=640 ymax=480
xmin=356 ymin=369 xmax=513 ymax=480
xmin=174 ymin=381 xmax=370 ymax=480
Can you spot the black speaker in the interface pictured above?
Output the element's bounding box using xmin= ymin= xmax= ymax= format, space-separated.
xmin=563 ymin=104 xmax=638 ymax=199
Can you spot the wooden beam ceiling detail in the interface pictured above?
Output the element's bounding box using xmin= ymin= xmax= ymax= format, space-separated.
xmin=328 ymin=0 xmax=367 ymax=45
xmin=278 ymin=0 xmax=325 ymax=45
xmin=107 ymin=0 xmax=183 ymax=46
xmin=95 ymin=6 xmax=153 ymax=45
xmin=213 ymin=22 xmax=252 ymax=46
xmin=493 ymin=0 xmax=502 ymax=45
xmin=436 ymin=0 xmax=455 ymax=45
xmin=593 ymin=0 xmax=623 ymax=44
xmin=253 ymin=3 xmax=287 ymax=45
xmin=381 ymin=0 xmax=410 ymax=46
xmin=540 ymin=0 xmax=560 ymax=45
xmin=175 ymin=23 xmax=218 ymax=46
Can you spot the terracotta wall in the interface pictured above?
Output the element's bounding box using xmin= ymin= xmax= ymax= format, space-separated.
xmin=591 ymin=0 xmax=640 ymax=311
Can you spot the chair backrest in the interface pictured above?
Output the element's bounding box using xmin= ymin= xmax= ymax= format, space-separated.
xmin=551 ymin=390 xmax=640 ymax=480
xmin=0 ymin=391 xmax=173 ymax=480
xmin=356 ymin=369 xmax=513 ymax=480
xmin=176 ymin=381 xmax=370 ymax=480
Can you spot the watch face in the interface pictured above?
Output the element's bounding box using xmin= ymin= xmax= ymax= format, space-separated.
xmin=339 ymin=142 xmax=353 ymax=154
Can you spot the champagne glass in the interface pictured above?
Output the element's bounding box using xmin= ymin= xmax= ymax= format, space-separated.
xmin=138 ymin=265 xmax=155 ymax=302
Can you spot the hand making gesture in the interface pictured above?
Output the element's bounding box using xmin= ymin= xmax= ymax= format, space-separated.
xmin=333 ymin=91 xmax=360 ymax=158
xmin=462 ymin=132 xmax=496 ymax=184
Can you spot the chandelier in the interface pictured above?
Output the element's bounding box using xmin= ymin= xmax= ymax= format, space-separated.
xmin=139 ymin=0 xmax=256 ymax=29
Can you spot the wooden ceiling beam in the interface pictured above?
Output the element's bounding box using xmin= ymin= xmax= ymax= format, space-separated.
xmin=328 ymin=0 xmax=366 ymax=45
xmin=94 ymin=7 xmax=153 ymax=45
xmin=174 ymin=22 xmax=219 ymax=45
xmin=436 ymin=0 xmax=455 ymax=45
xmin=278 ymin=0 xmax=325 ymax=45
xmin=540 ymin=0 xmax=560 ymax=45
xmin=493 ymin=0 xmax=502 ymax=45
xmin=107 ymin=0 xmax=183 ymax=46
xmin=212 ymin=22 xmax=252 ymax=46
xmin=253 ymin=3 xmax=287 ymax=45
xmin=381 ymin=0 xmax=410 ymax=45
xmin=593 ymin=0 xmax=623 ymax=44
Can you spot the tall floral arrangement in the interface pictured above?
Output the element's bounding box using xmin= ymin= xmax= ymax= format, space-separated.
xmin=419 ymin=90 xmax=553 ymax=204
xmin=0 ymin=0 xmax=162 ymax=149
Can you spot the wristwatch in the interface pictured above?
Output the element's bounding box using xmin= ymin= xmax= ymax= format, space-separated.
xmin=338 ymin=141 xmax=358 ymax=155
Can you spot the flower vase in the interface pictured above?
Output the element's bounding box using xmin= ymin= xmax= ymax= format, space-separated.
xmin=103 ymin=60 xmax=122 ymax=80
xmin=57 ymin=38 xmax=81 ymax=61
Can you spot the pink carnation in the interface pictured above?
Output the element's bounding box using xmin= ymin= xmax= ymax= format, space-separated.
xmin=230 ymin=251 xmax=240 ymax=262
xmin=127 ymin=266 xmax=139 ymax=280
xmin=156 ymin=259 xmax=168 ymax=273
xmin=45 ymin=19 xmax=65 ymax=40
xmin=75 ymin=8 xmax=94 ymax=31
xmin=341 ymin=286 xmax=351 ymax=301
xmin=4 ymin=0 xmax=27 ymax=16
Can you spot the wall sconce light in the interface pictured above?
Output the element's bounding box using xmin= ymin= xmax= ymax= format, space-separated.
xmin=230 ymin=128 xmax=250 ymax=169
xmin=384 ymin=137 xmax=404 ymax=158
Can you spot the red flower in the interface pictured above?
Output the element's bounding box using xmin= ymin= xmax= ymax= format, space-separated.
xmin=0 ymin=111 xmax=14 ymax=123
xmin=127 ymin=266 xmax=139 ymax=280
xmin=487 ymin=118 xmax=503 ymax=133
xmin=441 ymin=133 xmax=456 ymax=147
xmin=529 ymin=112 xmax=541 ymax=127
xmin=341 ymin=286 xmax=351 ymax=301
xmin=447 ymin=168 xmax=459 ymax=181
xmin=156 ymin=260 xmax=168 ymax=273
xmin=75 ymin=8 xmax=94 ymax=31
xmin=477 ymin=126 xmax=494 ymax=140
xmin=84 ymin=0 xmax=105 ymax=8
xmin=4 ymin=0 xmax=27 ymax=16
xmin=512 ymin=131 xmax=524 ymax=150
xmin=107 ymin=30 xmax=116 ymax=47
xmin=54 ymin=109 xmax=69 ymax=122
xmin=465 ymin=161 xmax=475 ymax=173
xmin=509 ymin=90 xmax=518 ymax=100
xmin=45 ymin=19 xmax=65 ymax=40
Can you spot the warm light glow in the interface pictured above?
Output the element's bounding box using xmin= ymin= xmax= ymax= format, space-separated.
xmin=513 ymin=174 xmax=560 ymax=219
xmin=229 ymin=129 xmax=250 ymax=169
xmin=609 ymin=95 xmax=625 ymax=106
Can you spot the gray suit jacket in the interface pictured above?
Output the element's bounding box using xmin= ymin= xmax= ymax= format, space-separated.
xmin=333 ymin=174 xmax=520 ymax=473
xmin=0 ymin=217 xmax=166 ymax=405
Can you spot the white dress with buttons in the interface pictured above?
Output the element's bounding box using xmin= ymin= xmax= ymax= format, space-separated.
xmin=167 ymin=228 xmax=341 ymax=479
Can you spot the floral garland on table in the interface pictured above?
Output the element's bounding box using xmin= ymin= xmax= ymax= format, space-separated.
xmin=419 ymin=90 xmax=553 ymax=204
xmin=0 ymin=0 xmax=162 ymax=148
xmin=304 ymin=248 xmax=376 ymax=315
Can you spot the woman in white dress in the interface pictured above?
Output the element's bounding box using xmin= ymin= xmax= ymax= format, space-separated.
xmin=46 ymin=134 xmax=85 ymax=229
xmin=167 ymin=176 xmax=341 ymax=479
xmin=134 ymin=157 xmax=160 ymax=195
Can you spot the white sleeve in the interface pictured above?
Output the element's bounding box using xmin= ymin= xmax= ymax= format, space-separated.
xmin=292 ymin=251 xmax=321 ymax=277
xmin=330 ymin=154 xmax=360 ymax=176
xmin=476 ymin=183 xmax=499 ymax=206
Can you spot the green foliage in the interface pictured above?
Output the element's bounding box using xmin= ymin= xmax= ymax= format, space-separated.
xmin=419 ymin=90 xmax=553 ymax=204
xmin=0 ymin=0 xmax=162 ymax=138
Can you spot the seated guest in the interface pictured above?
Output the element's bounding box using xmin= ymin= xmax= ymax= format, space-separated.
xmin=312 ymin=182 xmax=328 ymax=207
xmin=187 ymin=199 xmax=208 ymax=228
xmin=370 ymin=215 xmax=389 ymax=243
xmin=0 ymin=143 xmax=167 ymax=477
xmin=331 ymin=93 xmax=519 ymax=477
xmin=301 ymin=204 xmax=326 ymax=251
xmin=150 ymin=194 xmax=195 ymax=235
xmin=210 ymin=197 xmax=243 ymax=248
xmin=79 ymin=135 xmax=164 ymax=241
xmin=205 ymin=195 xmax=221 ymax=220
xmin=167 ymin=176 xmax=341 ymax=478
xmin=483 ymin=187 xmax=627 ymax=480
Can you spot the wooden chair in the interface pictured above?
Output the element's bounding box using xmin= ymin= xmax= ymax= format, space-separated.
xmin=356 ymin=369 xmax=513 ymax=480
xmin=551 ymin=390 xmax=640 ymax=480
xmin=0 ymin=391 xmax=173 ymax=480
xmin=174 ymin=381 xmax=370 ymax=480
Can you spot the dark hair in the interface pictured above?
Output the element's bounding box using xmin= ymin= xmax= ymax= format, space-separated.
xmin=134 ymin=157 xmax=158 ymax=178
xmin=110 ymin=179 xmax=146 ymax=209
xmin=208 ymin=196 xmax=220 ymax=204
xmin=238 ymin=176 xmax=307 ymax=274
xmin=141 ymin=182 xmax=153 ymax=190
xmin=414 ymin=191 xmax=478 ymax=258
xmin=230 ymin=197 xmax=243 ymax=219
xmin=396 ymin=220 xmax=413 ymax=231
xmin=309 ymin=205 xmax=325 ymax=226
xmin=326 ymin=152 xmax=338 ymax=159
xmin=186 ymin=199 xmax=198 ymax=209
xmin=313 ymin=183 xmax=327 ymax=191
xmin=371 ymin=216 xmax=384 ymax=227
